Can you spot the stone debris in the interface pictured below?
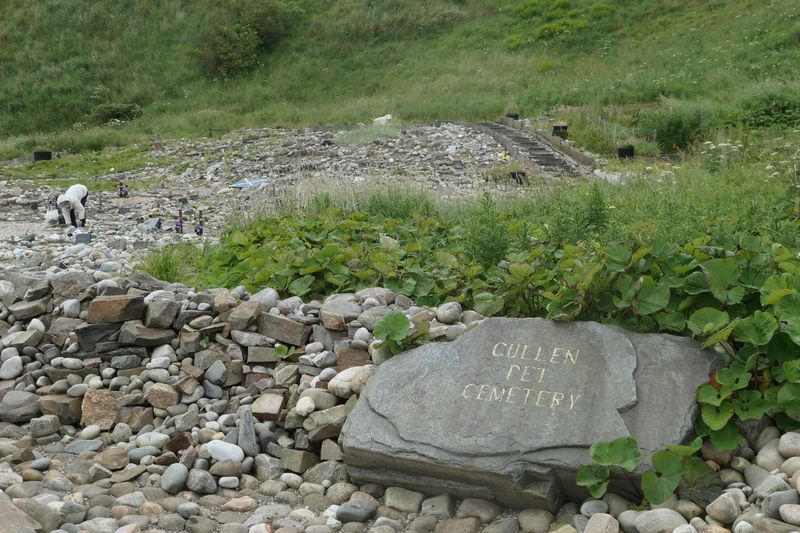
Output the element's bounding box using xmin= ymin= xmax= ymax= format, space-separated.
xmin=0 ymin=124 xmax=794 ymax=533
xmin=0 ymin=264 xmax=796 ymax=533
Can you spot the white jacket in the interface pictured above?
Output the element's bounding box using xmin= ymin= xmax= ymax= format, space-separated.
xmin=57 ymin=184 xmax=88 ymax=221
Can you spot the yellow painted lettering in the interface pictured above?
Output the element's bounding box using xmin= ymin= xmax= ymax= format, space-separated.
xmin=477 ymin=384 xmax=491 ymax=401
xmin=462 ymin=384 xmax=477 ymax=399
xmin=506 ymin=365 xmax=520 ymax=381
xmin=519 ymin=366 xmax=532 ymax=382
xmin=536 ymin=390 xmax=551 ymax=407
xmin=492 ymin=342 xmax=507 ymax=357
xmin=538 ymin=367 xmax=547 ymax=383
xmin=533 ymin=346 xmax=545 ymax=362
xmin=550 ymin=347 xmax=563 ymax=363
xmin=569 ymin=394 xmax=581 ymax=410
xmin=551 ymin=392 xmax=564 ymax=408
xmin=506 ymin=387 xmax=518 ymax=404
xmin=523 ymin=388 xmax=535 ymax=405
xmin=489 ymin=386 xmax=504 ymax=402
xmin=519 ymin=344 xmax=530 ymax=360
xmin=565 ymin=349 xmax=579 ymax=364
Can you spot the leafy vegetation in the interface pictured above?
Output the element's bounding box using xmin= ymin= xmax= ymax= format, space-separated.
xmin=373 ymin=310 xmax=430 ymax=356
xmin=577 ymin=437 xmax=717 ymax=505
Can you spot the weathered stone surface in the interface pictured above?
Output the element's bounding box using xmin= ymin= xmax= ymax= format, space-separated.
xmin=281 ymin=449 xmax=319 ymax=473
xmin=51 ymin=271 xmax=94 ymax=304
xmin=81 ymin=389 xmax=119 ymax=430
xmin=247 ymin=346 xmax=278 ymax=364
xmin=228 ymin=301 xmax=261 ymax=331
xmin=258 ymin=312 xmax=312 ymax=346
xmin=145 ymin=383 xmax=180 ymax=409
xmin=342 ymin=318 xmax=721 ymax=509
xmin=0 ymin=390 xmax=41 ymax=423
xmin=75 ymin=322 xmax=121 ymax=353
xmin=47 ymin=317 xmax=85 ymax=346
xmin=8 ymin=296 xmax=49 ymax=320
xmin=87 ymin=294 xmax=145 ymax=323
xmin=119 ymin=320 xmax=176 ymax=346
xmin=38 ymin=394 xmax=82 ymax=424
xmin=252 ymin=393 xmax=285 ymax=421
xmin=320 ymin=294 xmax=361 ymax=330
xmin=0 ymin=491 xmax=41 ymax=533
xmin=144 ymin=299 xmax=181 ymax=329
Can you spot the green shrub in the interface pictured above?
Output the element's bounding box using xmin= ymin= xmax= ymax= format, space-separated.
xmin=505 ymin=34 xmax=527 ymax=51
xmin=641 ymin=102 xmax=712 ymax=151
xmin=201 ymin=23 xmax=261 ymax=78
xmin=465 ymin=194 xmax=510 ymax=267
xmin=92 ymin=103 xmax=143 ymax=125
xmin=199 ymin=0 xmax=299 ymax=78
xmin=736 ymin=83 xmax=800 ymax=128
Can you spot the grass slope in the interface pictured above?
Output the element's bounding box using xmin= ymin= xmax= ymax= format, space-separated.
xmin=0 ymin=0 xmax=798 ymax=158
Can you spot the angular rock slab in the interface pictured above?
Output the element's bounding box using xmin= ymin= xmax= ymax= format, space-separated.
xmin=342 ymin=318 xmax=721 ymax=510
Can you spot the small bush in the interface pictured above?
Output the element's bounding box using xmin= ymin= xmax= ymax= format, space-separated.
xmin=505 ymin=34 xmax=527 ymax=51
xmin=92 ymin=103 xmax=142 ymax=125
xmin=199 ymin=0 xmax=300 ymax=78
xmin=641 ymin=102 xmax=712 ymax=151
xmin=465 ymin=193 xmax=510 ymax=267
xmin=736 ymin=83 xmax=800 ymax=128
xmin=201 ymin=23 xmax=261 ymax=78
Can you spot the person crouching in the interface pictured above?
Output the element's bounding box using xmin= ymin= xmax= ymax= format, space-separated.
xmin=57 ymin=184 xmax=89 ymax=227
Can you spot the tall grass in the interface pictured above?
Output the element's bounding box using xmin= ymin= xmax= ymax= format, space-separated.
xmin=138 ymin=244 xmax=207 ymax=283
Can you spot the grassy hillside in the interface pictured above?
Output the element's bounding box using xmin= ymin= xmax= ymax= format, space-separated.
xmin=0 ymin=0 xmax=798 ymax=158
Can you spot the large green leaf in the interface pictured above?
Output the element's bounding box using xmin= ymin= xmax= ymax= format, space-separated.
xmin=784 ymin=359 xmax=800 ymax=383
xmin=373 ymin=310 xmax=411 ymax=342
xmin=702 ymin=258 xmax=740 ymax=289
xmin=655 ymin=310 xmax=686 ymax=332
xmin=776 ymin=294 xmax=800 ymax=320
xmin=764 ymin=288 xmax=798 ymax=307
xmin=575 ymin=464 xmax=610 ymax=498
xmin=633 ymin=277 xmax=670 ymax=316
xmin=606 ymin=244 xmax=631 ymax=272
xmin=697 ymin=384 xmax=731 ymax=407
xmin=702 ymin=258 xmax=740 ymax=303
xmin=708 ymin=420 xmax=745 ymax=451
xmin=687 ymin=308 xmax=729 ymax=336
xmin=652 ymin=450 xmax=683 ymax=477
xmin=732 ymin=311 xmax=778 ymax=346
xmin=641 ymin=470 xmax=680 ymax=505
xmin=734 ymin=390 xmax=772 ymax=420
xmin=288 ymin=274 xmax=315 ymax=296
xmin=666 ymin=436 xmax=702 ymax=457
xmin=701 ymin=402 xmax=735 ymax=430
xmin=684 ymin=271 xmax=708 ymax=295
xmin=715 ymin=366 xmax=751 ymax=390
xmin=589 ymin=437 xmax=640 ymax=471
xmin=785 ymin=318 xmax=800 ymax=345
xmin=473 ymin=292 xmax=504 ymax=317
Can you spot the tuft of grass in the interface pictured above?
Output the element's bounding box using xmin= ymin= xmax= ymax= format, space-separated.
xmin=362 ymin=187 xmax=439 ymax=219
xmin=137 ymin=243 xmax=207 ymax=283
xmin=465 ymin=193 xmax=510 ymax=267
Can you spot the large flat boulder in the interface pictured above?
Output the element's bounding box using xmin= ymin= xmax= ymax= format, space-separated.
xmin=87 ymin=294 xmax=145 ymax=324
xmin=341 ymin=318 xmax=721 ymax=510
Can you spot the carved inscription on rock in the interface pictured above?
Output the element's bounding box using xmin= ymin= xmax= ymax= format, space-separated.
xmin=342 ymin=317 xmax=722 ymax=508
